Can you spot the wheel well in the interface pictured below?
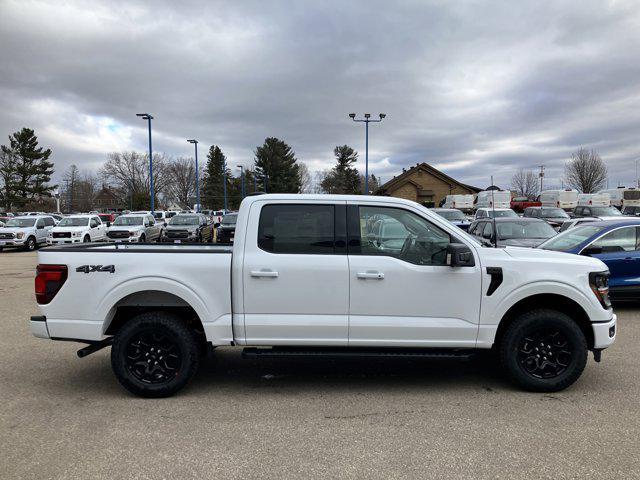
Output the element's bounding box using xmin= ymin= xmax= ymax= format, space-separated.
xmin=104 ymin=290 xmax=205 ymax=339
xmin=494 ymin=294 xmax=594 ymax=350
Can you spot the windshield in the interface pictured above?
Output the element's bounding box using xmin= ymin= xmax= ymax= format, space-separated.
xmin=496 ymin=221 xmax=557 ymax=240
xmin=624 ymin=190 xmax=640 ymax=200
xmin=169 ymin=215 xmax=199 ymax=226
xmin=590 ymin=207 xmax=622 ymax=216
xmin=113 ymin=216 xmax=143 ymax=226
xmin=624 ymin=206 xmax=640 ymax=215
xmin=58 ymin=217 xmax=90 ymax=227
xmin=489 ymin=210 xmax=518 ymax=218
xmin=4 ymin=218 xmax=36 ymax=228
xmin=436 ymin=210 xmax=467 ymax=221
xmin=540 ymin=208 xmax=569 ymax=218
xmin=221 ymin=214 xmax=237 ymax=225
xmin=539 ymin=225 xmax=604 ymax=251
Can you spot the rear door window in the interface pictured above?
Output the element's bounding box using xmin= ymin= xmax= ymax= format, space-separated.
xmin=258 ymin=204 xmax=335 ymax=254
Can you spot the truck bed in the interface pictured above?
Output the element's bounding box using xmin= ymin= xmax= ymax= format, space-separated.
xmin=36 ymin=242 xmax=234 ymax=343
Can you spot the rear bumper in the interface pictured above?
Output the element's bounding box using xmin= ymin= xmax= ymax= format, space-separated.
xmin=30 ymin=316 xmax=50 ymax=339
xmin=592 ymin=314 xmax=616 ymax=349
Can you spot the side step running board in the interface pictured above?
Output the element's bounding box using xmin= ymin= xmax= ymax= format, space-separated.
xmin=242 ymin=347 xmax=475 ymax=360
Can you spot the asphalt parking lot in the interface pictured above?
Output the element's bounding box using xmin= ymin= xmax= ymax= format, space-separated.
xmin=1 ymin=250 xmax=639 ymax=479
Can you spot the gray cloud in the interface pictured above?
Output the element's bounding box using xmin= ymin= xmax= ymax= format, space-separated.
xmin=1 ymin=0 xmax=640 ymax=190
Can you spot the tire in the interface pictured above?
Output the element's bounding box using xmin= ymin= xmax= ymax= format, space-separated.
xmin=140 ymin=234 xmax=146 ymax=243
xmin=83 ymin=235 xmax=90 ymax=243
xmin=500 ymin=309 xmax=588 ymax=392
xmin=25 ymin=236 xmax=37 ymax=251
xmin=111 ymin=312 xmax=201 ymax=398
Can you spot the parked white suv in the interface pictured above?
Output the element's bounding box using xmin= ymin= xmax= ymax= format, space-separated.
xmin=47 ymin=215 xmax=107 ymax=245
xmin=0 ymin=215 xmax=55 ymax=251
xmin=106 ymin=214 xmax=161 ymax=243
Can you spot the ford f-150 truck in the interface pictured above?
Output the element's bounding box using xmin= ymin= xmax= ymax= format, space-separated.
xmin=31 ymin=194 xmax=617 ymax=397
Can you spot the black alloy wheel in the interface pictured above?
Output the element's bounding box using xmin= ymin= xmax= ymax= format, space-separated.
xmin=124 ymin=330 xmax=182 ymax=384
xmin=516 ymin=329 xmax=573 ymax=379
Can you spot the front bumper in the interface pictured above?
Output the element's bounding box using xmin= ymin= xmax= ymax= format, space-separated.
xmin=0 ymin=237 xmax=26 ymax=247
xmin=592 ymin=314 xmax=617 ymax=349
xmin=47 ymin=237 xmax=83 ymax=245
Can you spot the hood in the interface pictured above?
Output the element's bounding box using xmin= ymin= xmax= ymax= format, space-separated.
xmin=52 ymin=225 xmax=88 ymax=232
xmin=504 ymin=245 xmax=606 ymax=270
xmin=499 ymin=238 xmax=546 ymax=248
xmin=109 ymin=225 xmax=144 ymax=232
xmin=0 ymin=227 xmax=31 ymax=234
xmin=167 ymin=225 xmax=198 ymax=230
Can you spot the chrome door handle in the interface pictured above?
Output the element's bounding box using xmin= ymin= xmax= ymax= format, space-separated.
xmin=356 ymin=271 xmax=385 ymax=280
xmin=250 ymin=270 xmax=279 ymax=278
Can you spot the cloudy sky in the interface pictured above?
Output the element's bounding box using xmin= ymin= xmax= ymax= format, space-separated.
xmin=1 ymin=0 xmax=640 ymax=189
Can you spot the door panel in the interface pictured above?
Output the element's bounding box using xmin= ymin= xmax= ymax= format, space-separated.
xmin=242 ymin=202 xmax=349 ymax=345
xmin=347 ymin=203 xmax=482 ymax=347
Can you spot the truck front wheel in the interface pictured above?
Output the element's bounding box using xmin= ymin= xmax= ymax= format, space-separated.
xmin=499 ymin=309 xmax=588 ymax=392
xmin=111 ymin=312 xmax=201 ymax=398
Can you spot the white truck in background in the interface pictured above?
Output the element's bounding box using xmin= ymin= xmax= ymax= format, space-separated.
xmin=31 ymin=194 xmax=616 ymax=397
xmin=577 ymin=193 xmax=611 ymax=207
xmin=598 ymin=187 xmax=640 ymax=209
xmin=442 ymin=194 xmax=474 ymax=212
xmin=475 ymin=190 xmax=511 ymax=209
xmin=540 ymin=189 xmax=579 ymax=211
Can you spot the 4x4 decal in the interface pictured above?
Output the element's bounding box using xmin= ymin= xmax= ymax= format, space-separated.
xmin=76 ymin=265 xmax=115 ymax=274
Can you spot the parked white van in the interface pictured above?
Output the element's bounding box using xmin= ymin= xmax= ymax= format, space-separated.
xmin=475 ymin=190 xmax=511 ymax=209
xmin=442 ymin=194 xmax=474 ymax=211
xmin=539 ymin=189 xmax=579 ymax=211
xmin=577 ymin=193 xmax=611 ymax=207
xmin=598 ymin=187 xmax=640 ymax=209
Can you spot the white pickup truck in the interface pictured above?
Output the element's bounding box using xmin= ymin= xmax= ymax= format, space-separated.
xmin=31 ymin=194 xmax=617 ymax=397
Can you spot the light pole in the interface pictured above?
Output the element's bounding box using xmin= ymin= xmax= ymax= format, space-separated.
xmin=223 ymin=161 xmax=228 ymax=211
xmin=349 ymin=113 xmax=386 ymax=194
xmin=136 ymin=113 xmax=154 ymax=212
xmin=237 ymin=165 xmax=245 ymax=200
xmin=187 ymin=139 xmax=200 ymax=212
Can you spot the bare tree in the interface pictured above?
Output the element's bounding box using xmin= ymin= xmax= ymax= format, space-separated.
xmin=100 ymin=151 xmax=171 ymax=204
xmin=564 ymin=148 xmax=607 ymax=193
xmin=166 ymin=157 xmax=196 ymax=207
xmin=298 ymin=162 xmax=313 ymax=193
xmin=511 ymin=169 xmax=539 ymax=199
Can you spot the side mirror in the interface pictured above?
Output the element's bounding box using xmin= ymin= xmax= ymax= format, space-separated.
xmin=214 ymin=222 xmax=220 ymax=228
xmin=106 ymin=222 xmax=111 ymax=227
xmin=582 ymin=245 xmax=603 ymax=256
xmin=445 ymin=243 xmax=475 ymax=267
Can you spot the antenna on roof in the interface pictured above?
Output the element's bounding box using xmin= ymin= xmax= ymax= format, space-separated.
xmin=491 ymin=176 xmax=497 ymax=248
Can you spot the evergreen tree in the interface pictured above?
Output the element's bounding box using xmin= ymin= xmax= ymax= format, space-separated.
xmin=0 ymin=128 xmax=55 ymax=208
xmin=202 ymin=145 xmax=231 ymax=209
xmin=254 ymin=137 xmax=301 ymax=193
xmin=321 ymin=145 xmax=360 ymax=194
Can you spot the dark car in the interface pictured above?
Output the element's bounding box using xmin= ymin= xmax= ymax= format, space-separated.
xmin=468 ymin=217 xmax=558 ymax=248
xmin=431 ymin=208 xmax=471 ymax=231
xmin=161 ymin=213 xmax=214 ymax=243
xmin=216 ymin=213 xmax=238 ymax=243
xmin=523 ymin=207 xmax=570 ymax=229
xmin=622 ymin=205 xmax=640 ymax=216
xmin=573 ymin=205 xmax=623 ymax=219
xmin=539 ymin=219 xmax=640 ymax=301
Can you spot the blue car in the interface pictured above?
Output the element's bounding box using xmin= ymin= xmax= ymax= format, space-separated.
xmin=539 ymin=219 xmax=640 ymax=301
xmin=431 ymin=208 xmax=471 ymax=231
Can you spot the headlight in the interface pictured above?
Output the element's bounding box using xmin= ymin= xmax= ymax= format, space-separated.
xmin=129 ymin=231 xmax=137 ymax=237
xmin=589 ymin=271 xmax=611 ymax=309
xmin=16 ymin=232 xmax=24 ymax=239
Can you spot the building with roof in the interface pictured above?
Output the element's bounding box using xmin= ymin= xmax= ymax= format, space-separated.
xmin=376 ymin=163 xmax=482 ymax=207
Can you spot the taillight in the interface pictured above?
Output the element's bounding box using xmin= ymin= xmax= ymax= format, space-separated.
xmin=35 ymin=264 xmax=68 ymax=304
xmin=589 ymin=271 xmax=611 ymax=310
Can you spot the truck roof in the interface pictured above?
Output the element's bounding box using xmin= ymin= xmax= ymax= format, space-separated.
xmin=239 ymin=193 xmax=422 ymax=206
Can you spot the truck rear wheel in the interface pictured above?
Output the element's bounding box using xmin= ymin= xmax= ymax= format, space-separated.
xmin=111 ymin=312 xmax=201 ymax=398
xmin=499 ymin=309 xmax=587 ymax=392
